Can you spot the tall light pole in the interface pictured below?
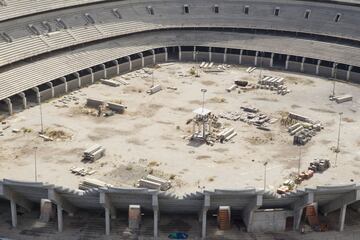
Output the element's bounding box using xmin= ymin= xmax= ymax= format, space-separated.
xmin=335 ymin=112 xmax=343 ymax=167
xmin=263 ymin=161 xmax=268 ymax=190
xmin=34 ymin=147 xmax=38 ymax=182
xmin=332 ymin=63 xmax=338 ymax=97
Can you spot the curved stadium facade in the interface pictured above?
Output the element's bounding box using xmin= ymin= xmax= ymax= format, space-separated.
xmin=0 ymin=0 xmax=360 ymax=239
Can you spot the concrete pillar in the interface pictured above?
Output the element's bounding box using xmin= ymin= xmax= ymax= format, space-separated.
xmin=46 ymin=82 xmax=54 ymax=97
xmin=178 ymin=46 xmax=182 ymax=61
xmin=285 ymin=55 xmax=290 ymax=70
xmin=88 ymin=68 xmax=94 ymax=83
xmin=105 ymin=207 xmax=110 ymax=235
xmin=60 ymin=77 xmax=68 ymax=93
xmin=270 ymin=53 xmax=275 ymax=67
xmin=316 ymin=60 xmax=321 ymax=75
xmin=139 ymin=53 xmax=144 ymax=68
xmin=114 ymin=60 xmax=119 ymax=75
xmin=239 ymin=50 xmax=243 ymax=65
xmin=255 ymin=51 xmax=259 ymax=66
xmin=57 ymin=205 xmax=63 ymax=232
xmin=164 ymin=47 xmax=168 ymax=62
xmin=201 ymin=208 xmax=208 ymax=239
xmin=74 ymin=72 xmax=81 ymax=88
xmin=10 ymin=200 xmax=17 ymax=227
xmin=4 ymin=98 xmax=13 ymax=115
xmin=18 ymin=92 xmax=27 ymax=109
xmin=126 ymin=56 xmax=132 ymax=71
xmin=301 ymin=57 xmax=305 ymax=72
xmin=331 ymin=63 xmax=337 ymax=78
xmin=223 ymin=48 xmax=227 ymax=63
xmin=209 ymin=47 xmax=212 ymax=62
xmin=100 ymin=64 xmax=106 ymax=79
xmin=347 ymin=66 xmax=352 ymax=81
xmin=339 ymin=204 xmax=347 ymax=231
xmin=294 ymin=207 xmax=304 ymax=230
xmin=154 ymin=208 xmax=159 ymax=239
xmin=151 ymin=50 xmax=156 ymax=64
xmin=193 ymin=46 xmax=196 ymax=61
xmin=32 ymin=87 xmax=41 ymax=104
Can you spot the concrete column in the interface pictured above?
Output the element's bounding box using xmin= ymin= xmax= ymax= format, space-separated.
xmin=347 ymin=66 xmax=352 ymax=81
xmin=101 ymin=64 xmax=106 ymax=79
xmin=331 ymin=63 xmax=337 ymax=78
xmin=105 ymin=207 xmax=110 ymax=235
xmin=10 ymin=200 xmax=17 ymax=227
xmin=316 ymin=60 xmax=321 ymax=75
xmin=46 ymin=82 xmax=54 ymax=97
xmin=74 ymin=72 xmax=81 ymax=88
xmin=193 ymin=46 xmax=196 ymax=61
xmin=270 ymin=53 xmax=275 ymax=67
xmin=60 ymin=77 xmax=68 ymax=93
xmin=114 ymin=60 xmax=119 ymax=75
xmin=154 ymin=208 xmax=159 ymax=239
xmin=164 ymin=47 xmax=168 ymax=62
xmin=18 ymin=92 xmax=27 ymax=109
xmin=140 ymin=53 xmax=144 ymax=68
xmin=285 ymin=55 xmax=290 ymax=70
xmin=301 ymin=57 xmax=305 ymax=72
xmin=4 ymin=98 xmax=13 ymax=115
xmin=201 ymin=208 xmax=208 ymax=239
xmin=151 ymin=50 xmax=156 ymax=64
xmin=57 ymin=205 xmax=63 ymax=232
xmin=209 ymin=47 xmax=212 ymax=62
xmin=223 ymin=48 xmax=227 ymax=63
xmin=88 ymin=68 xmax=94 ymax=83
xmin=32 ymin=87 xmax=41 ymax=104
xmin=239 ymin=50 xmax=243 ymax=65
xmin=255 ymin=51 xmax=259 ymax=66
xmin=339 ymin=204 xmax=347 ymax=231
xmin=178 ymin=46 xmax=182 ymax=61
xmin=126 ymin=56 xmax=132 ymax=71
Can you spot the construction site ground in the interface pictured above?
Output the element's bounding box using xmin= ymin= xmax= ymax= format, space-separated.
xmin=0 ymin=63 xmax=359 ymax=195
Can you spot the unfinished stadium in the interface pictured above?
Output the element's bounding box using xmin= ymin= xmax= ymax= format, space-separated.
xmin=0 ymin=0 xmax=360 ymax=239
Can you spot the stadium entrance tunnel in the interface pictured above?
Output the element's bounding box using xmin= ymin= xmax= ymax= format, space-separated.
xmin=1 ymin=44 xmax=360 ymax=117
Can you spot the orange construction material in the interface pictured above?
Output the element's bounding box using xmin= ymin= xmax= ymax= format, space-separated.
xmin=305 ymin=205 xmax=316 ymax=216
xmin=218 ymin=206 xmax=231 ymax=230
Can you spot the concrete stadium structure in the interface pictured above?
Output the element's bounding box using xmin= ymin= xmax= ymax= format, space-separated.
xmin=1 ymin=0 xmax=360 ymax=239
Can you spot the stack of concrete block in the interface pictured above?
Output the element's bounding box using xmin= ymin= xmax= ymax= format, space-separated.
xmin=129 ymin=205 xmax=141 ymax=231
xmin=39 ymin=199 xmax=54 ymax=222
xmin=217 ymin=128 xmax=237 ymax=142
xmin=100 ymin=79 xmax=120 ymax=87
xmin=138 ymin=175 xmax=171 ymax=191
xmin=257 ymin=76 xmax=290 ymax=95
xmin=83 ymin=144 xmax=105 ymax=161
xmin=218 ymin=206 xmax=231 ymax=230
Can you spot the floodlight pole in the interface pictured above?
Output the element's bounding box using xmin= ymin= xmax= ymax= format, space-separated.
xmin=263 ymin=161 xmax=268 ymax=190
xmin=335 ymin=112 xmax=343 ymax=167
xmin=34 ymin=147 xmax=38 ymax=182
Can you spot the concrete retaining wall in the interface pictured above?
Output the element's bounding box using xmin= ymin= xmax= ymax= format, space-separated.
xmin=319 ymin=66 xmax=332 ymax=78
xmin=67 ymin=79 xmax=79 ymax=92
xmin=227 ymin=54 xmax=239 ymax=64
xmin=81 ymin=75 xmax=92 ymax=86
xmin=132 ymin=58 xmax=142 ymax=70
xmin=303 ymin=63 xmax=317 ymax=75
xmin=93 ymin=70 xmax=105 ymax=81
xmin=53 ymin=83 xmax=66 ymax=97
xmin=144 ymin=55 xmax=154 ymax=66
xmin=155 ymin=53 xmax=166 ymax=63
xmin=241 ymin=56 xmax=255 ymax=66
xmin=119 ymin=62 xmax=130 ymax=73
xmin=40 ymin=89 xmax=53 ymax=102
xmin=107 ymin=66 xmax=118 ymax=78
xmin=181 ymin=51 xmax=193 ymax=62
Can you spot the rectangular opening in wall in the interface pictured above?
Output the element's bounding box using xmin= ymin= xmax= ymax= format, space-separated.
xmin=274 ymin=7 xmax=280 ymax=16
xmin=214 ymin=4 xmax=219 ymax=14
xmin=147 ymin=6 xmax=154 ymax=15
xmin=244 ymin=5 xmax=249 ymax=15
xmin=334 ymin=13 xmax=341 ymax=22
xmin=183 ymin=4 xmax=189 ymax=14
xmin=304 ymin=9 xmax=311 ymax=19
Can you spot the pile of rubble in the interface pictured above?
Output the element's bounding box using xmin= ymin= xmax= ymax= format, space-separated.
xmin=219 ymin=106 xmax=276 ymax=131
xmin=137 ymin=175 xmax=171 ymax=191
xmin=286 ymin=112 xmax=323 ymax=145
xmin=256 ymin=76 xmax=290 ymax=95
xmin=54 ymin=91 xmax=83 ymax=108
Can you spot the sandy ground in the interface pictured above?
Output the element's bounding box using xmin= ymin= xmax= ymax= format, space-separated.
xmin=0 ymin=63 xmax=359 ymax=195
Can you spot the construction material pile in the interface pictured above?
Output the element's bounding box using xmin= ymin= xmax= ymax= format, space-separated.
xmin=217 ymin=206 xmax=231 ymax=230
xmin=79 ymin=178 xmax=113 ymax=190
xmin=219 ymin=106 xmax=276 ymax=131
xmin=305 ymin=204 xmax=328 ymax=232
xmin=330 ymin=94 xmax=353 ymax=104
xmin=287 ymin=112 xmax=323 ymax=145
xmin=257 ymin=76 xmax=290 ymax=95
xmin=246 ymin=66 xmax=256 ymax=73
xmin=70 ymin=166 xmax=96 ymax=176
xmin=147 ymin=84 xmax=162 ymax=95
xmin=137 ymin=175 xmax=171 ymax=191
xmin=216 ymin=128 xmax=237 ymax=143
xmin=83 ymin=144 xmax=105 ymax=161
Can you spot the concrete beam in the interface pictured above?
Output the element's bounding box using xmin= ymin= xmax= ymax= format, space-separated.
xmin=164 ymin=47 xmax=168 ymax=62
xmin=209 ymin=47 xmax=212 ymax=62
xmin=88 ymin=68 xmax=94 ymax=83
xmin=4 ymin=98 xmax=13 ymax=115
xmin=254 ymin=51 xmax=259 ymax=66
xmin=178 ymin=46 xmax=182 ymax=61
xmin=193 ymin=46 xmax=196 ymax=61
xmin=270 ymin=53 xmax=274 ymax=67
xmin=347 ymin=66 xmax=353 ymax=81
xmin=201 ymin=194 xmax=210 ymax=239
xmin=74 ymin=72 xmax=81 ymax=88
xmin=242 ymin=194 xmax=263 ymax=232
xmin=48 ymin=189 xmax=76 ymax=215
xmin=316 ymin=60 xmax=321 ymax=75
xmin=301 ymin=57 xmax=305 ymax=72
xmin=126 ymin=56 xmax=132 ymax=71
xmin=339 ymin=204 xmax=347 ymax=231
xmin=320 ymin=189 xmax=360 ymax=215
xmin=114 ymin=60 xmax=119 ymax=75
xmin=239 ymin=49 xmax=243 ymax=65
xmin=60 ymin=77 xmax=67 ymax=93
xmin=285 ymin=55 xmax=290 ymax=70
xmin=0 ymin=184 xmax=33 ymax=212
xmin=292 ymin=192 xmax=314 ymax=230
xmin=349 ymin=200 xmax=360 ymax=212
xmin=100 ymin=192 xmax=116 ymax=219
xmin=100 ymin=64 xmax=106 ymax=79
xmin=223 ymin=48 xmax=227 ymax=63
xmin=18 ymin=92 xmax=27 ymax=109
xmin=151 ymin=49 xmax=156 ymax=64
xmin=46 ymin=82 xmax=55 ymax=98
xmin=152 ymin=194 xmax=159 ymax=239
xmin=10 ymin=200 xmax=17 ymax=227
xmin=139 ymin=53 xmax=144 ymax=68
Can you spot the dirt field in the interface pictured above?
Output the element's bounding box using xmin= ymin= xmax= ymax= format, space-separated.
xmin=0 ymin=63 xmax=359 ymax=195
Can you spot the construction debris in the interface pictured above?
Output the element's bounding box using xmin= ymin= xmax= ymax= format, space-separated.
xmin=234 ymin=80 xmax=248 ymax=87
xmin=333 ymin=94 xmax=353 ymax=103
xmin=78 ymin=178 xmax=113 ymax=190
xmin=83 ymin=144 xmax=105 ymax=161
xmin=86 ymin=98 xmax=127 ymax=116
xmin=226 ymin=84 xmax=237 ymax=92
xmin=137 ymin=175 xmax=171 ymax=191
xmin=246 ymin=67 xmax=256 ymax=73
xmin=100 ymin=79 xmax=120 ymax=87
xmin=257 ymin=76 xmax=290 ymax=95
xmin=147 ymin=84 xmax=162 ymax=95
xmin=70 ymin=166 xmax=97 ymax=176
